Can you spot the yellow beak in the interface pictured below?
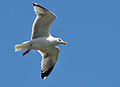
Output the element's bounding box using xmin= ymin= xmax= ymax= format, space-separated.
xmin=61 ymin=42 xmax=67 ymax=45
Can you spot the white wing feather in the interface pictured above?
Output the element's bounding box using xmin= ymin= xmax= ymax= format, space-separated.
xmin=31 ymin=3 xmax=56 ymax=39
xmin=38 ymin=46 xmax=60 ymax=79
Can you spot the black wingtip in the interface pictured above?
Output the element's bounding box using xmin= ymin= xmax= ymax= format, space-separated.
xmin=33 ymin=3 xmax=37 ymax=7
xmin=41 ymin=66 xmax=54 ymax=79
xmin=32 ymin=3 xmax=49 ymax=11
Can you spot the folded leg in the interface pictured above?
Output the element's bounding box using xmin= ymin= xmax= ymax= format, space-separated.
xmin=23 ymin=49 xmax=31 ymax=56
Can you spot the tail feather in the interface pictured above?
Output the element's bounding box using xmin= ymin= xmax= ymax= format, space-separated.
xmin=15 ymin=42 xmax=29 ymax=52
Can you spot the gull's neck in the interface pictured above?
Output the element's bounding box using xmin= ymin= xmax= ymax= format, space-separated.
xmin=47 ymin=35 xmax=55 ymax=41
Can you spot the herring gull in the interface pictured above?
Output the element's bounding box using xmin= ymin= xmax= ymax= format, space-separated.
xmin=15 ymin=3 xmax=67 ymax=79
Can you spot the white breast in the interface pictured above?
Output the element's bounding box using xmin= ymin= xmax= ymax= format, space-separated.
xmin=29 ymin=38 xmax=51 ymax=50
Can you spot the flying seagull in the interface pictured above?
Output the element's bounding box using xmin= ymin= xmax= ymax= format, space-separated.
xmin=15 ymin=3 xmax=67 ymax=79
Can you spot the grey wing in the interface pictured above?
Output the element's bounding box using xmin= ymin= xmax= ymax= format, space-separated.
xmin=38 ymin=46 xmax=60 ymax=79
xmin=31 ymin=3 xmax=56 ymax=39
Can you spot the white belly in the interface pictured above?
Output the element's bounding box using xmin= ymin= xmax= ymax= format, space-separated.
xmin=29 ymin=38 xmax=51 ymax=50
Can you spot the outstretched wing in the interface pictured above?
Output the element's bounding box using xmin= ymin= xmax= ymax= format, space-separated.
xmin=38 ymin=46 xmax=60 ymax=79
xmin=31 ymin=3 xmax=56 ymax=39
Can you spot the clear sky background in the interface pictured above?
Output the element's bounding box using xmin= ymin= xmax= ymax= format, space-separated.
xmin=0 ymin=0 xmax=120 ymax=87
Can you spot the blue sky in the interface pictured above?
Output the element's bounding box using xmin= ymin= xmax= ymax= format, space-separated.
xmin=0 ymin=0 xmax=120 ymax=87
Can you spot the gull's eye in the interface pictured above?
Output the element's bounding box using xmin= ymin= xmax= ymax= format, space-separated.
xmin=58 ymin=39 xmax=61 ymax=41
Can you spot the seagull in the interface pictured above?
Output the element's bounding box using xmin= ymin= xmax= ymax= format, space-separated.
xmin=15 ymin=3 xmax=67 ymax=79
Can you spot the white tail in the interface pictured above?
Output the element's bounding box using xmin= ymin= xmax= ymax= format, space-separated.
xmin=15 ymin=42 xmax=29 ymax=52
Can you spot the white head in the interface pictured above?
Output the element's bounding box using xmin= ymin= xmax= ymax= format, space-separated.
xmin=52 ymin=38 xmax=67 ymax=46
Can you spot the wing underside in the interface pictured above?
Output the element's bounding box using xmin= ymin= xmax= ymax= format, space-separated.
xmin=31 ymin=3 xmax=56 ymax=39
xmin=38 ymin=46 xmax=60 ymax=79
